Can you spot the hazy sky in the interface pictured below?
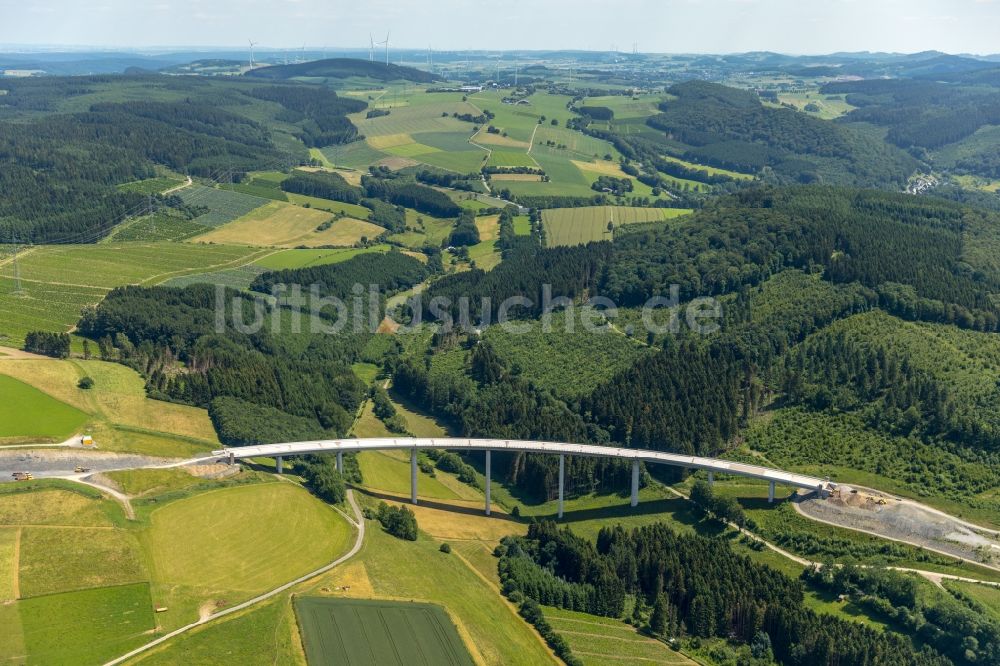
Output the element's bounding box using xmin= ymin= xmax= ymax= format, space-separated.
xmin=1 ymin=0 xmax=998 ymax=55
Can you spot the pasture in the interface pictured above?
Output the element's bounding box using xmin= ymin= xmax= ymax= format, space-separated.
xmin=543 ymin=606 xmax=695 ymax=666
xmin=353 ymin=99 xmax=488 ymax=172
xmin=658 ymin=154 xmax=755 ymax=180
xmin=542 ymin=206 xmax=691 ymax=246
xmin=130 ymin=596 xmax=303 ymax=666
xmin=0 ymin=374 xmax=89 ymax=442
xmin=296 ymin=597 xmax=475 ymax=666
xmin=3 ymin=582 xmax=155 ymax=666
xmin=487 ymin=149 xmax=539 ymax=168
xmin=18 ymin=526 xmax=145 ymax=597
xmin=144 ymin=482 xmax=353 ymax=625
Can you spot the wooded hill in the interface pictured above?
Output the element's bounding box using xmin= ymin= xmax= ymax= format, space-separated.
xmin=0 ymin=76 xmax=364 ymax=243
xmin=244 ymin=57 xmax=439 ymax=83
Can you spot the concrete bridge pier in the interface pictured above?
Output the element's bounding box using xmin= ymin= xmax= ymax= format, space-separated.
xmin=275 ymin=456 xmax=283 ymax=474
xmin=630 ymin=460 xmax=640 ymax=507
xmin=768 ymin=480 xmax=775 ymax=503
xmin=410 ymin=448 xmax=418 ymax=505
xmin=336 ymin=451 xmax=343 ymax=474
xmin=485 ymin=450 xmax=492 ymax=516
xmin=557 ymin=454 xmax=565 ymax=519
xmin=707 ymin=471 xmax=714 ymax=487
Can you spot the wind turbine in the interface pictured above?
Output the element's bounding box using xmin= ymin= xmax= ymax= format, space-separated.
xmin=380 ymin=31 xmax=390 ymax=66
xmin=248 ymin=40 xmax=258 ymax=70
xmin=369 ymin=33 xmax=375 ymax=62
xmin=492 ymin=54 xmax=503 ymax=84
xmin=299 ymin=43 xmax=306 ymax=63
xmin=427 ymin=45 xmax=433 ymax=72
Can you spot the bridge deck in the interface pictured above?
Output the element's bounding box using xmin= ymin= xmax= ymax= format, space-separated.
xmin=214 ymin=438 xmax=831 ymax=491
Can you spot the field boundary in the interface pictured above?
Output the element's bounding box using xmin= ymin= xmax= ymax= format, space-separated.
xmin=11 ymin=526 xmax=21 ymax=599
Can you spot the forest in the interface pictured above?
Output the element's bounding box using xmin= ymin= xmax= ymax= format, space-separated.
xmin=498 ymin=521 xmax=950 ymax=665
xmin=0 ymin=77 xmax=367 ymax=243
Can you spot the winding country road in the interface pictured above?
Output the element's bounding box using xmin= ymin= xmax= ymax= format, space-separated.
xmin=103 ymin=489 xmax=365 ymax=666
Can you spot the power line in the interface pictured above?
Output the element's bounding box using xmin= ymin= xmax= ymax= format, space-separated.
xmin=10 ymin=233 xmax=24 ymax=296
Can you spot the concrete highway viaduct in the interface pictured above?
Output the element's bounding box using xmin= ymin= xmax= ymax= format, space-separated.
xmin=215 ymin=438 xmax=835 ymax=518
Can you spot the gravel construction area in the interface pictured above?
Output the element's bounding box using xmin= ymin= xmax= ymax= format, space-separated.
xmin=797 ymin=485 xmax=1000 ymax=565
xmin=0 ymin=449 xmax=193 ymax=482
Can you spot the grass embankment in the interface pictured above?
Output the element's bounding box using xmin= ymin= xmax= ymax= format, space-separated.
xmin=0 ymin=357 xmax=218 ymax=456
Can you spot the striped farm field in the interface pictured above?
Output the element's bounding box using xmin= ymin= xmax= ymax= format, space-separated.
xmin=542 ymin=606 xmax=695 ymax=665
xmin=0 ymin=242 xmax=263 ymax=347
xmin=542 ymin=206 xmax=692 ymax=246
xmin=296 ymin=597 xmax=474 ymax=666
xmin=177 ymin=185 xmax=269 ymax=227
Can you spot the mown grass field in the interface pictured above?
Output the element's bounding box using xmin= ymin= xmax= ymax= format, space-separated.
xmin=0 ymin=374 xmax=89 ymax=442
xmin=191 ymin=200 xmax=383 ymax=247
xmin=542 ymin=206 xmax=691 ymax=246
xmin=542 ymin=605 xmax=694 ymax=666
xmin=142 ymin=482 xmax=353 ymax=628
xmin=144 ymin=483 xmax=351 ymax=591
xmin=296 ymin=597 xmax=474 ymax=666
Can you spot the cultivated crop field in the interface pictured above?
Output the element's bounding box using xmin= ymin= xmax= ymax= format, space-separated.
xmin=117 ymin=175 xmax=186 ymax=195
xmin=349 ymin=522 xmax=555 ymax=665
xmin=0 ymin=374 xmax=89 ymax=442
xmin=105 ymin=213 xmax=210 ymax=242
xmin=542 ymin=206 xmax=692 ymax=246
xmin=0 ymin=243 xmax=262 ymax=347
xmin=177 ymin=185 xmax=270 ymax=227
xmin=296 ymin=597 xmax=475 ymax=666
xmin=482 ymin=311 xmax=653 ymax=399
xmin=162 ymin=264 xmax=269 ymax=290
xmin=254 ymin=245 xmax=391 ymax=270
